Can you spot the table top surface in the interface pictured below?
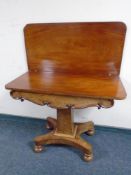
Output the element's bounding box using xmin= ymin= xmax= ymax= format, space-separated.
xmin=5 ymin=71 xmax=126 ymax=100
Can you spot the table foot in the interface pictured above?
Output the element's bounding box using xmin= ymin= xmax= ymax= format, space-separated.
xmin=76 ymin=121 xmax=95 ymax=136
xmin=34 ymin=144 xmax=44 ymax=153
xmin=83 ymin=152 xmax=93 ymax=162
xmin=46 ymin=117 xmax=57 ymax=130
xmin=85 ymin=121 xmax=95 ymax=136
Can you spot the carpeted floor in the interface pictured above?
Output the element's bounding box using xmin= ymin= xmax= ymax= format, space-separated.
xmin=0 ymin=114 xmax=131 ymax=175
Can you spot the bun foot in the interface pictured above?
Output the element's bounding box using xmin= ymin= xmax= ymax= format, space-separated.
xmin=46 ymin=117 xmax=57 ymax=130
xmin=34 ymin=145 xmax=43 ymax=153
xmin=86 ymin=129 xmax=95 ymax=136
xmin=83 ymin=153 xmax=93 ymax=162
xmin=46 ymin=123 xmax=51 ymax=129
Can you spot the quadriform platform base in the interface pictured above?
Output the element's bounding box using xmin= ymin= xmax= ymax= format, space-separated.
xmin=10 ymin=91 xmax=114 ymax=162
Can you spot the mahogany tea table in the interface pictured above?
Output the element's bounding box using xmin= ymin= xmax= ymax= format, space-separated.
xmin=5 ymin=22 xmax=127 ymax=162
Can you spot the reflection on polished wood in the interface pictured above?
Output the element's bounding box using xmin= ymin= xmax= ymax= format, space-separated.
xmin=24 ymin=22 xmax=126 ymax=76
xmin=6 ymin=71 xmax=126 ymax=100
xmin=5 ymin=22 xmax=127 ymax=162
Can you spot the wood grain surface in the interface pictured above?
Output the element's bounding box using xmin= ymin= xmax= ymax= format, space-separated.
xmin=5 ymin=22 xmax=127 ymax=100
xmin=6 ymin=71 xmax=126 ymax=100
xmin=24 ymin=22 xmax=126 ymax=76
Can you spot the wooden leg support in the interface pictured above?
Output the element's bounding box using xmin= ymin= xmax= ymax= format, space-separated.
xmin=34 ymin=108 xmax=95 ymax=162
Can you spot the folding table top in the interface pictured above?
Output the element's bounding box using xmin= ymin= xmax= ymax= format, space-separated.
xmin=6 ymin=22 xmax=127 ymax=100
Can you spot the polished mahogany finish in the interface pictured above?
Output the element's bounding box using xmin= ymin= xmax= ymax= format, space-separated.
xmin=6 ymin=22 xmax=126 ymax=100
xmin=24 ymin=22 xmax=126 ymax=76
xmin=5 ymin=22 xmax=127 ymax=162
xmin=6 ymin=71 xmax=126 ymax=100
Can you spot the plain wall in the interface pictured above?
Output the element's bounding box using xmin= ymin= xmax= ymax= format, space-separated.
xmin=0 ymin=0 xmax=131 ymax=128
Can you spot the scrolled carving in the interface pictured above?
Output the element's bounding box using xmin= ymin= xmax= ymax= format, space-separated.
xmin=10 ymin=90 xmax=114 ymax=109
